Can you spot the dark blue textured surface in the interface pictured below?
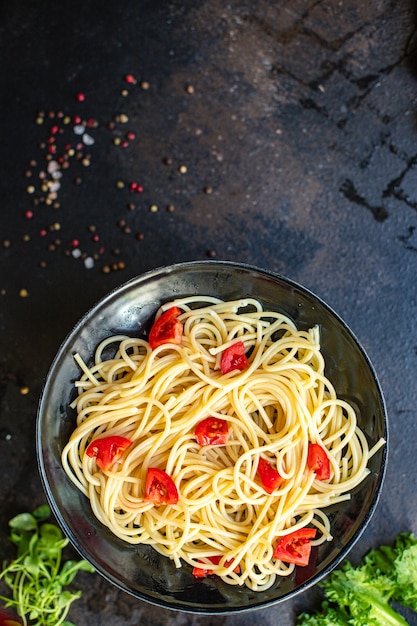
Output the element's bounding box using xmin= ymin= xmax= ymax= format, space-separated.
xmin=1 ymin=1 xmax=416 ymax=624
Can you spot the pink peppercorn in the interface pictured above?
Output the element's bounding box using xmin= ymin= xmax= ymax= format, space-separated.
xmin=76 ymin=92 xmax=85 ymax=102
xmin=25 ymin=210 xmax=34 ymax=219
xmin=71 ymin=239 xmax=79 ymax=248
xmin=125 ymin=74 xmax=136 ymax=84
xmin=129 ymin=183 xmax=144 ymax=193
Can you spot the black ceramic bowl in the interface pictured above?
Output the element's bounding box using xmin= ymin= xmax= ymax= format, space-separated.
xmin=36 ymin=261 xmax=387 ymax=614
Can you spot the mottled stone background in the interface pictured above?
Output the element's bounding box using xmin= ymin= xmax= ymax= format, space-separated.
xmin=1 ymin=1 xmax=417 ymax=624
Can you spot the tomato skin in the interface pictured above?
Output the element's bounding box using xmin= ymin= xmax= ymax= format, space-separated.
xmin=195 ymin=417 xmax=229 ymax=446
xmin=257 ymin=457 xmax=283 ymax=494
xmin=192 ymin=555 xmax=240 ymax=578
xmin=86 ymin=436 xmax=132 ymax=471
xmin=273 ymin=528 xmax=317 ymax=566
xmin=144 ymin=467 xmax=179 ymax=505
xmin=0 ymin=607 xmax=23 ymax=626
xmin=149 ymin=306 xmax=183 ymax=350
xmin=307 ymin=443 xmax=331 ymax=480
xmin=220 ymin=341 xmax=249 ymax=374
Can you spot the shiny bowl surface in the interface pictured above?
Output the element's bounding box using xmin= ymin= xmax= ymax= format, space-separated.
xmin=36 ymin=261 xmax=387 ymax=614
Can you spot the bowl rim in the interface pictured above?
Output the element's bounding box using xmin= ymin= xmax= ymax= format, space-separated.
xmin=36 ymin=260 xmax=388 ymax=613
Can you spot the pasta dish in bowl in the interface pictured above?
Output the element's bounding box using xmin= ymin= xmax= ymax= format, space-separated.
xmin=36 ymin=261 xmax=387 ymax=613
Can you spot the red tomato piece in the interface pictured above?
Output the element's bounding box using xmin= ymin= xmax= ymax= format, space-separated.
xmin=273 ymin=528 xmax=317 ymax=566
xmin=149 ymin=306 xmax=183 ymax=350
xmin=86 ymin=436 xmax=132 ymax=471
xmin=0 ymin=607 xmax=23 ymax=626
xmin=192 ymin=555 xmax=240 ymax=578
xmin=257 ymin=457 xmax=283 ymax=494
xmin=195 ymin=417 xmax=229 ymax=446
xmin=144 ymin=467 xmax=179 ymax=505
xmin=307 ymin=443 xmax=331 ymax=480
xmin=220 ymin=341 xmax=249 ymax=374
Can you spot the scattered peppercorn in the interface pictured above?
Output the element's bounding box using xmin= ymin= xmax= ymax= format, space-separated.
xmin=9 ymin=70 xmax=215 ymax=285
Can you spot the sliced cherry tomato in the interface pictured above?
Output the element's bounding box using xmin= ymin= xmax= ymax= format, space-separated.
xmin=257 ymin=457 xmax=283 ymax=494
xmin=0 ymin=607 xmax=23 ymax=626
xmin=144 ymin=467 xmax=179 ymax=505
xmin=220 ymin=341 xmax=249 ymax=374
xmin=86 ymin=436 xmax=132 ymax=471
xmin=273 ymin=528 xmax=317 ymax=566
xmin=307 ymin=443 xmax=331 ymax=480
xmin=149 ymin=306 xmax=183 ymax=350
xmin=192 ymin=555 xmax=240 ymax=578
xmin=195 ymin=417 xmax=229 ymax=446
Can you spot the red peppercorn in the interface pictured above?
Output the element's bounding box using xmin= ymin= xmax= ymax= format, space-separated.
xmin=73 ymin=115 xmax=82 ymax=124
xmin=129 ymin=182 xmax=138 ymax=191
xmin=125 ymin=74 xmax=136 ymax=84
xmin=126 ymin=132 xmax=136 ymax=141
xmin=25 ymin=210 xmax=34 ymax=219
xmin=76 ymin=92 xmax=85 ymax=102
xmin=71 ymin=239 xmax=80 ymax=248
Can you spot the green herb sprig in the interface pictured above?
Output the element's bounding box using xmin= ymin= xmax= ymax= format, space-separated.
xmin=297 ymin=532 xmax=417 ymax=625
xmin=0 ymin=504 xmax=94 ymax=626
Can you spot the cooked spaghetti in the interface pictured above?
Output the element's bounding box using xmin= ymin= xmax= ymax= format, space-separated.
xmin=61 ymin=297 xmax=384 ymax=591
